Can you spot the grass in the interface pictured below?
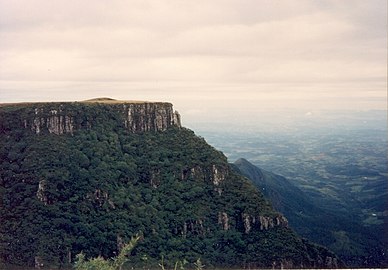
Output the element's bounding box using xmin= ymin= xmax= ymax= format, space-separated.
xmin=81 ymin=98 xmax=151 ymax=104
xmin=0 ymin=98 xmax=171 ymax=108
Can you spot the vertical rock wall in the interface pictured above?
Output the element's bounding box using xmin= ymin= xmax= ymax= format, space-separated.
xmin=0 ymin=101 xmax=181 ymax=135
xmin=122 ymin=103 xmax=181 ymax=132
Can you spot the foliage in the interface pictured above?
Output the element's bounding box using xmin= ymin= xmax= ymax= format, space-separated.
xmin=74 ymin=253 xmax=112 ymax=270
xmin=74 ymin=234 xmax=140 ymax=270
xmin=193 ymin=258 xmax=205 ymax=270
xmin=0 ymin=103 xmax=341 ymax=268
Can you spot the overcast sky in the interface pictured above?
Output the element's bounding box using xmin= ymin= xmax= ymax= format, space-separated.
xmin=0 ymin=0 xmax=386 ymax=125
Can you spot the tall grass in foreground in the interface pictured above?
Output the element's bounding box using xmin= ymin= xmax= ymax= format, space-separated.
xmin=73 ymin=234 xmax=205 ymax=270
xmin=74 ymin=234 xmax=140 ymax=270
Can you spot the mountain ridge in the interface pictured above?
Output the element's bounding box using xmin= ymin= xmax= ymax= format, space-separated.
xmin=0 ymin=100 xmax=341 ymax=268
xmin=233 ymin=158 xmax=387 ymax=267
xmin=0 ymin=99 xmax=181 ymax=134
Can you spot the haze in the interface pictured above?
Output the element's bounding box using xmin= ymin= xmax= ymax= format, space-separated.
xmin=0 ymin=0 xmax=386 ymax=128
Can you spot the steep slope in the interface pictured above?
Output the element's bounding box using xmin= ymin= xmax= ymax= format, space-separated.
xmin=234 ymin=158 xmax=387 ymax=267
xmin=233 ymin=158 xmax=339 ymax=238
xmin=0 ymin=100 xmax=341 ymax=269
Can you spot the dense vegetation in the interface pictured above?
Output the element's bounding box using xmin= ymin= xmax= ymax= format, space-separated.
xmin=234 ymin=158 xmax=387 ymax=267
xmin=0 ymin=103 xmax=341 ymax=268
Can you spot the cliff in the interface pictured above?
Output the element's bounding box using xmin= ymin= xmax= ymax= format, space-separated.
xmin=0 ymin=98 xmax=181 ymax=135
xmin=0 ymin=99 xmax=341 ymax=269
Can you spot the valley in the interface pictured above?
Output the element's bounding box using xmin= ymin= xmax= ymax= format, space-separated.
xmin=195 ymin=112 xmax=388 ymax=267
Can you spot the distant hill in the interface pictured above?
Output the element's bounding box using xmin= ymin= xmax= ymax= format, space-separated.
xmin=233 ymin=158 xmax=387 ymax=267
xmin=0 ymin=100 xmax=340 ymax=269
xmin=233 ymin=158 xmax=330 ymax=235
xmin=82 ymin=97 xmax=152 ymax=104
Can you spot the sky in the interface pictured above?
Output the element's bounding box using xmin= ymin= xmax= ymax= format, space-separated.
xmin=0 ymin=0 xmax=387 ymax=126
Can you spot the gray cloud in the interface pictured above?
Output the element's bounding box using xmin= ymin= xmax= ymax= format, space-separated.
xmin=0 ymin=0 xmax=386 ymax=123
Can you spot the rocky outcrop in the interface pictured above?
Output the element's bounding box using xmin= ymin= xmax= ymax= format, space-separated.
xmin=0 ymin=99 xmax=181 ymax=135
xmin=87 ymin=189 xmax=115 ymax=209
xmin=36 ymin=180 xmax=48 ymax=205
xmin=258 ymin=215 xmax=288 ymax=230
xmin=29 ymin=108 xmax=75 ymax=135
xmin=212 ymin=165 xmax=226 ymax=186
xmin=181 ymin=219 xmax=206 ymax=237
xmin=178 ymin=164 xmax=228 ymax=195
xmin=180 ymin=164 xmax=227 ymax=184
xmin=218 ymin=212 xmax=230 ymax=231
xmin=122 ymin=102 xmax=181 ymax=132
xmin=242 ymin=213 xmax=288 ymax=233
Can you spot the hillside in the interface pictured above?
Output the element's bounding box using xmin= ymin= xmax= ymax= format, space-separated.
xmin=233 ymin=158 xmax=387 ymax=267
xmin=233 ymin=158 xmax=330 ymax=233
xmin=0 ymin=100 xmax=341 ymax=269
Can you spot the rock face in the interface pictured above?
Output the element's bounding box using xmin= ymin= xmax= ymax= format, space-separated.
xmin=122 ymin=103 xmax=181 ymax=133
xmin=0 ymin=99 xmax=181 ymax=135
xmin=29 ymin=108 xmax=75 ymax=135
xmin=241 ymin=213 xmax=288 ymax=233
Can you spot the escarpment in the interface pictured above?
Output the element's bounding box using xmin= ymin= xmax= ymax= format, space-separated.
xmin=0 ymin=99 xmax=341 ymax=269
xmin=0 ymin=99 xmax=181 ymax=135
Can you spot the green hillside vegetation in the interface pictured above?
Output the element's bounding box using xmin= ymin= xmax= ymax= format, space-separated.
xmin=0 ymin=102 xmax=341 ymax=269
xmin=233 ymin=158 xmax=387 ymax=267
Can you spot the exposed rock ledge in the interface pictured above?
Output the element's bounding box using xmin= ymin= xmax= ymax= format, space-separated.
xmin=0 ymin=98 xmax=181 ymax=135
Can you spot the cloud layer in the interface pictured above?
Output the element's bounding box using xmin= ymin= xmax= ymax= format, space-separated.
xmin=0 ymin=0 xmax=386 ymax=123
